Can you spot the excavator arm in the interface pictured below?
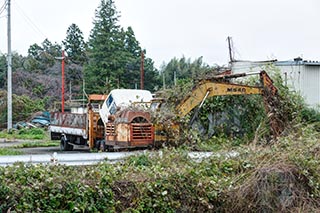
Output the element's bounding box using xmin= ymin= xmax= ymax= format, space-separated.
xmin=176 ymin=70 xmax=285 ymax=138
xmin=177 ymin=81 xmax=263 ymax=117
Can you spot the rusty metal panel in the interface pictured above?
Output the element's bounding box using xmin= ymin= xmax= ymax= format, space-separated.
xmin=130 ymin=123 xmax=154 ymax=146
xmin=50 ymin=112 xmax=87 ymax=129
xmin=116 ymin=123 xmax=130 ymax=142
xmin=88 ymin=94 xmax=108 ymax=101
xmin=105 ymin=122 xmax=154 ymax=148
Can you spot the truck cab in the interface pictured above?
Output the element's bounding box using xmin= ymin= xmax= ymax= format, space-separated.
xmin=99 ymin=89 xmax=154 ymax=151
xmin=99 ymin=89 xmax=153 ymax=125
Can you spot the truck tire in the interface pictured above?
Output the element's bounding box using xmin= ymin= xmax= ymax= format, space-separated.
xmin=106 ymin=145 xmax=114 ymax=152
xmin=99 ymin=140 xmax=106 ymax=152
xmin=60 ymin=137 xmax=74 ymax=151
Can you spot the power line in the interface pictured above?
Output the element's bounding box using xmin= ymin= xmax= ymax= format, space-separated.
xmin=12 ymin=0 xmax=47 ymax=39
xmin=0 ymin=0 xmax=7 ymax=15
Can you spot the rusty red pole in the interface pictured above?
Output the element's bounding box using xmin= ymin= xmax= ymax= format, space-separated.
xmin=140 ymin=51 xmax=144 ymax=90
xmin=61 ymin=50 xmax=65 ymax=112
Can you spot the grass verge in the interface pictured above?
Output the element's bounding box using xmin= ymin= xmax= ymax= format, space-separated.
xmin=0 ymin=148 xmax=23 ymax=156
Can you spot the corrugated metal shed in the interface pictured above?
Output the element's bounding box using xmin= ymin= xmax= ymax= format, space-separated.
xmin=231 ymin=58 xmax=320 ymax=109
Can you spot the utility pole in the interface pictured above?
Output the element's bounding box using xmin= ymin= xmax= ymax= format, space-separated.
xmin=55 ymin=51 xmax=65 ymax=112
xmin=69 ymin=81 xmax=72 ymax=102
xmin=7 ymin=0 xmax=12 ymax=130
xmin=162 ymin=71 xmax=166 ymax=89
xmin=61 ymin=50 xmax=65 ymax=112
xmin=140 ymin=51 xmax=144 ymax=90
xmin=227 ymin=36 xmax=234 ymax=63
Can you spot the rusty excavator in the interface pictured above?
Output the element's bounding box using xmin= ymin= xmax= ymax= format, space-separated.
xmin=152 ymin=70 xmax=286 ymax=144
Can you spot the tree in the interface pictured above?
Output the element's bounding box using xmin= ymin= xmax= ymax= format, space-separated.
xmin=84 ymin=0 xmax=160 ymax=94
xmin=26 ymin=39 xmax=62 ymax=71
xmin=62 ymin=24 xmax=87 ymax=92
xmin=63 ymin=23 xmax=87 ymax=65
xmin=41 ymin=39 xmax=62 ymax=67
xmin=161 ymin=56 xmax=211 ymax=88
xmin=84 ymin=0 xmax=123 ymax=93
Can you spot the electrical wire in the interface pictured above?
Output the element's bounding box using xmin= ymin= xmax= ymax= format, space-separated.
xmin=12 ymin=0 xmax=47 ymax=39
xmin=0 ymin=0 xmax=7 ymax=15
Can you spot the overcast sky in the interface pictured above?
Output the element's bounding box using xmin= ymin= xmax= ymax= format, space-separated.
xmin=0 ymin=0 xmax=319 ymax=68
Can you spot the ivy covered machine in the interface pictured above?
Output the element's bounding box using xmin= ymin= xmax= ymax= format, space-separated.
xmin=151 ymin=70 xmax=286 ymax=144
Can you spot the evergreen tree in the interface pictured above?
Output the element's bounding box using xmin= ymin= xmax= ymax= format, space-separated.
xmin=41 ymin=39 xmax=62 ymax=67
xmin=161 ymin=56 xmax=211 ymax=87
xmin=26 ymin=39 xmax=62 ymax=71
xmin=84 ymin=0 xmax=160 ymax=94
xmin=84 ymin=0 xmax=122 ymax=93
xmin=63 ymin=23 xmax=87 ymax=65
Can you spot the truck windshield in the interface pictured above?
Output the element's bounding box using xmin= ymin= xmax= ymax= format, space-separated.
xmin=106 ymin=95 xmax=113 ymax=108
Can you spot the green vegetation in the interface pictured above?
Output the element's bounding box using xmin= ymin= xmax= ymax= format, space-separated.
xmin=0 ymin=125 xmax=320 ymax=211
xmin=0 ymin=128 xmax=47 ymax=140
xmin=84 ymin=0 xmax=160 ymax=94
xmin=13 ymin=141 xmax=59 ymax=149
xmin=0 ymin=148 xmax=23 ymax=156
xmin=0 ymin=91 xmax=46 ymax=126
xmin=160 ymin=56 xmax=213 ymax=88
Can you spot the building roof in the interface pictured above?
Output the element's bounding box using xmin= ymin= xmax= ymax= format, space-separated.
xmin=233 ymin=58 xmax=320 ymax=66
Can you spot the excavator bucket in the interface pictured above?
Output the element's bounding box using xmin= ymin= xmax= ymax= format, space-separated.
xmin=260 ymin=71 xmax=286 ymax=138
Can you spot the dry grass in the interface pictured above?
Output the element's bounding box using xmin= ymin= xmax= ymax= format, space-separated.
xmin=227 ymin=163 xmax=318 ymax=213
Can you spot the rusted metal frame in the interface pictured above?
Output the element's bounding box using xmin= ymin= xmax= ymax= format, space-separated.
xmin=88 ymin=107 xmax=94 ymax=149
xmin=259 ymin=70 xmax=285 ymax=138
xmin=130 ymin=123 xmax=154 ymax=142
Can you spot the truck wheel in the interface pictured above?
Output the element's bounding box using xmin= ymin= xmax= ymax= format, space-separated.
xmin=60 ymin=137 xmax=74 ymax=151
xmin=99 ymin=140 xmax=106 ymax=152
xmin=60 ymin=137 xmax=68 ymax=151
xmin=94 ymin=140 xmax=100 ymax=150
xmin=106 ymin=145 xmax=114 ymax=152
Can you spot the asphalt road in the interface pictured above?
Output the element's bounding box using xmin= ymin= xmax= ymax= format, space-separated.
xmin=0 ymin=138 xmax=90 ymax=155
xmin=0 ymin=139 xmax=238 ymax=166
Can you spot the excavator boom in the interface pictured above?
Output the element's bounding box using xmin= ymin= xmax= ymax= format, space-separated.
xmin=175 ymin=70 xmax=285 ymax=138
xmin=177 ymin=81 xmax=263 ymax=117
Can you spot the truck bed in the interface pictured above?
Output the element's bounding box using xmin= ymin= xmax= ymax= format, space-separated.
xmin=50 ymin=112 xmax=88 ymax=139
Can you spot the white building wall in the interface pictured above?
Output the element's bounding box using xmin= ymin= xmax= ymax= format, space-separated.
xmin=302 ymin=66 xmax=320 ymax=107
xmin=275 ymin=64 xmax=303 ymax=92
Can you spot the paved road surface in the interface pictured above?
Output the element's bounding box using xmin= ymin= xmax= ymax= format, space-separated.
xmin=0 ymin=139 xmax=238 ymax=166
xmin=0 ymin=138 xmax=91 ymax=155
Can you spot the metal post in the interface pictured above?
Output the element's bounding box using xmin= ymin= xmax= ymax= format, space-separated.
xmin=227 ymin=36 xmax=234 ymax=63
xmin=7 ymin=0 xmax=12 ymax=130
xmin=69 ymin=81 xmax=72 ymax=101
xmin=61 ymin=50 xmax=65 ymax=112
xmin=163 ymin=71 xmax=166 ymax=89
